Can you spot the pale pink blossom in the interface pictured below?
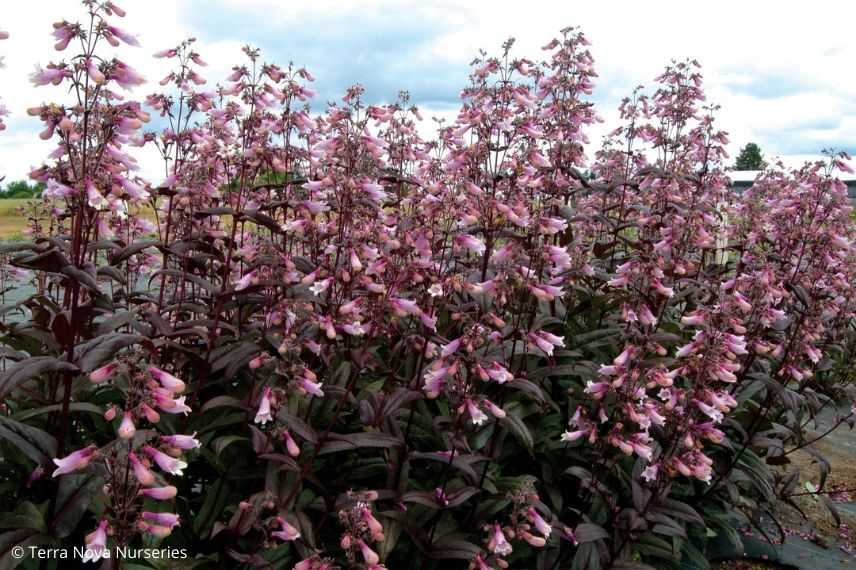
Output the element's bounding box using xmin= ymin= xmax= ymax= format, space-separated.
xmin=161 ymin=433 xmax=201 ymax=450
xmin=52 ymin=445 xmax=97 ymax=477
xmin=117 ymin=411 xmax=136 ymax=440
xmin=143 ymin=445 xmax=187 ymax=475
xmin=272 ymin=517 xmax=301 ymax=541
xmin=139 ymin=485 xmax=177 ymax=500
xmin=82 ymin=520 xmax=110 ymax=563
xmin=255 ymin=387 xmax=273 ymax=425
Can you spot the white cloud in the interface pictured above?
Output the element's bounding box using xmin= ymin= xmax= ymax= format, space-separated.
xmin=1 ymin=0 xmax=853 ymax=184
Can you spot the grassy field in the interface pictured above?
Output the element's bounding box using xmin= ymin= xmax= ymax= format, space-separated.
xmin=0 ymin=199 xmax=31 ymax=240
xmin=0 ymin=199 xmax=163 ymax=241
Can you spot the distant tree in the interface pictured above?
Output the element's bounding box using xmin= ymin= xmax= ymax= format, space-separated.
xmin=734 ymin=142 xmax=767 ymax=171
xmin=0 ymin=180 xmax=44 ymax=199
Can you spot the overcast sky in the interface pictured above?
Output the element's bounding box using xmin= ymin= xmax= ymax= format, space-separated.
xmin=1 ymin=0 xmax=854 ymax=183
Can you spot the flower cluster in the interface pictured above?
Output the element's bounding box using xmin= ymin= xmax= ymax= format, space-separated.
xmin=1 ymin=3 xmax=855 ymax=569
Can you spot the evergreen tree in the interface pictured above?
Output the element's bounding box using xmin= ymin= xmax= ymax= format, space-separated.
xmin=734 ymin=142 xmax=767 ymax=170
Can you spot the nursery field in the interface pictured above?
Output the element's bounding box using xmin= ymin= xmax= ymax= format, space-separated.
xmin=0 ymin=199 xmax=28 ymax=239
xmin=0 ymin=198 xmax=160 ymax=240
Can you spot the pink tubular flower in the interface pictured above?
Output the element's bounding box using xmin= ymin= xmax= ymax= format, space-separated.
xmin=361 ymin=181 xmax=388 ymax=202
xmin=613 ymin=345 xmax=636 ymax=367
xmin=484 ymin=399 xmax=506 ymax=419
xmin=652 ymin=280 xmax=674 ymax=298
xmin=254 ymin=387 xmax=273 ymax=425
xmin=529 ymin=283 xmax=563 ymax=301
xmin=455 ymin=234 xmax=486 ymax=255
xmin=561 ymin=429 xmax=587 ymax=443
xmin=117 ymin=411 xmax=136 ymax=440
xmin=52 ymin=445 xmax=97 ymax=477
xmin=711 ymin=361 xmax=739 ymax=383
xmin=148 ymin=366 xmax=186 ymax=393
xmin=26 ymin=466 xmax=44 ymax=488
xmin=141 ymin=403 xmax=161 ymax=423
xmin=733 ymin=291 xmax=752 ymax=313
xmin=82 ymin=520 xmax=109 ymax=563
xmin=142 ymin=511 xmax=180 ymax=529
xmin=487 ymin=523 xmax=512 ymax=555
xmin=422 ymin=365 xmax=448 ymax=399
xmin=89 ymin=362 xmax=118 ymax=383
xmin=112 ymin=61 xmax=145 ymax=89
xmin=361 ymin=507 xmax=385 ymax=541
xmin=106 ymin=2 xmax=126 ymax=17
xmin=485 ymin=362 xmax=512 ymax=384
xmin=584 ymin=381 xmax=610 ymax=399
xmin=298 ymin=376 xmax=325 ymax=398
xmin=472 ymin=553 xmax=492 ymax=570
xmin=390 ymin=297 xmax=421 ymax=317
xmin=139 ymin=485 xmax=177 ymax=500
xmin=139 ymin=522 xmax=173 ymax=538
xmin=235 ymin=270 xmax=258 ymax=291
xmin=30 ymin=65 xmax=69 ymax=86
xmin=520 ymin=529 xmax=547 ymax=547
xmin=107 ymin=25 xmax=140 ymax=47
xmin=638 ymin=304 xmax=657 ymax=326
xmin=249 ymin=354 xmax=269 ymax=369
xmin=464 ymin=398 xmax=488 ymax=425
xmin=527 ymin=507 xmax=552 ymax=538
xmin=724 ymin=334 xmax=748 ymax=355
xmin=641 ymin=464 xmax=659 ymax=482
xmin=85 ymin=58 xmax=105 ymax=84
xmin=528 ymin=330 xmax=565 ymax=356
xmin=143 ymin=445 xmax=187 ymax=476
xmin=272 ymin=517 xmax=301 ymax=541
xmin=157 ymin=395 xmax=192 ymax=415
xmin=538 ymin=216 xmax=567 ymax=235
xmin=441 ymin=337 xmax=463 ymax=358
xmin=129 ymin=452 xmax=156 ymax=486
xmin=283 ymin=430 xmax=301 ymax=457
xmin=161 ymin=433 xmax=201 ymax=450
xmin=153 ymin=48 xmax=178 ymax=59
xmin=530 ymin=150 xmax=551 ymax=168
xmin=357 ymin=540 xmax=380 ymax=565
xmin=85 ymin=179 xmax=108 ymax=210
xmin=681 ymin=310 xmax=706 ymax=326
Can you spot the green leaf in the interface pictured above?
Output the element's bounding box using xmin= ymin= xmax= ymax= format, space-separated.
xmin=609 ymin=562 xmax=657 ymax=570
xmin=653 ymin=498 xmax=704 ymax=525
xmin=427 ymin=538 xmax=481 ymax=560
xmin=12 ymin=402 xmax=103 ymax=422
xmin=201 ymin=395 xmax=250 ymax=413
xmin=500 ymin=411 xmax=534 ymax=452
xmin=318 ymin=432 xmax=402 ymax=455
xmin=576 ymin=523 xmax=609 ymax=543
xmin=277 ymin=411 xmax=318 ymax=444
xmin=213 ymin=435 xmax=249 ymax=456
xmin=194 ymin=478 xmax=230 ymax=538
xmin=210 ymin=342 xmax=259 ymax=375
xmin=60 ymin=265 xmax=101 ymax=294
xmin=0 ymin=416 xmax=57 ymax=467
xmin=0 ymin=502 xmax=46 ymax=532
xmin=52 ymin=472 xmax=103 ymax=538
xmin=111 ymin=240 xmax=161 ymax=266
xmin=0 ymin=356 xmax=78 ymax=398
xmin=73 ymin=333 xmax=143 ymax=372
xmin=0 ymin=528 xmax=55 ymax=569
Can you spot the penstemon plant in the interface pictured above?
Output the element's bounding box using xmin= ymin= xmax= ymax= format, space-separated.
xmin=1 ymin=4 xmax=855 ymax=570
